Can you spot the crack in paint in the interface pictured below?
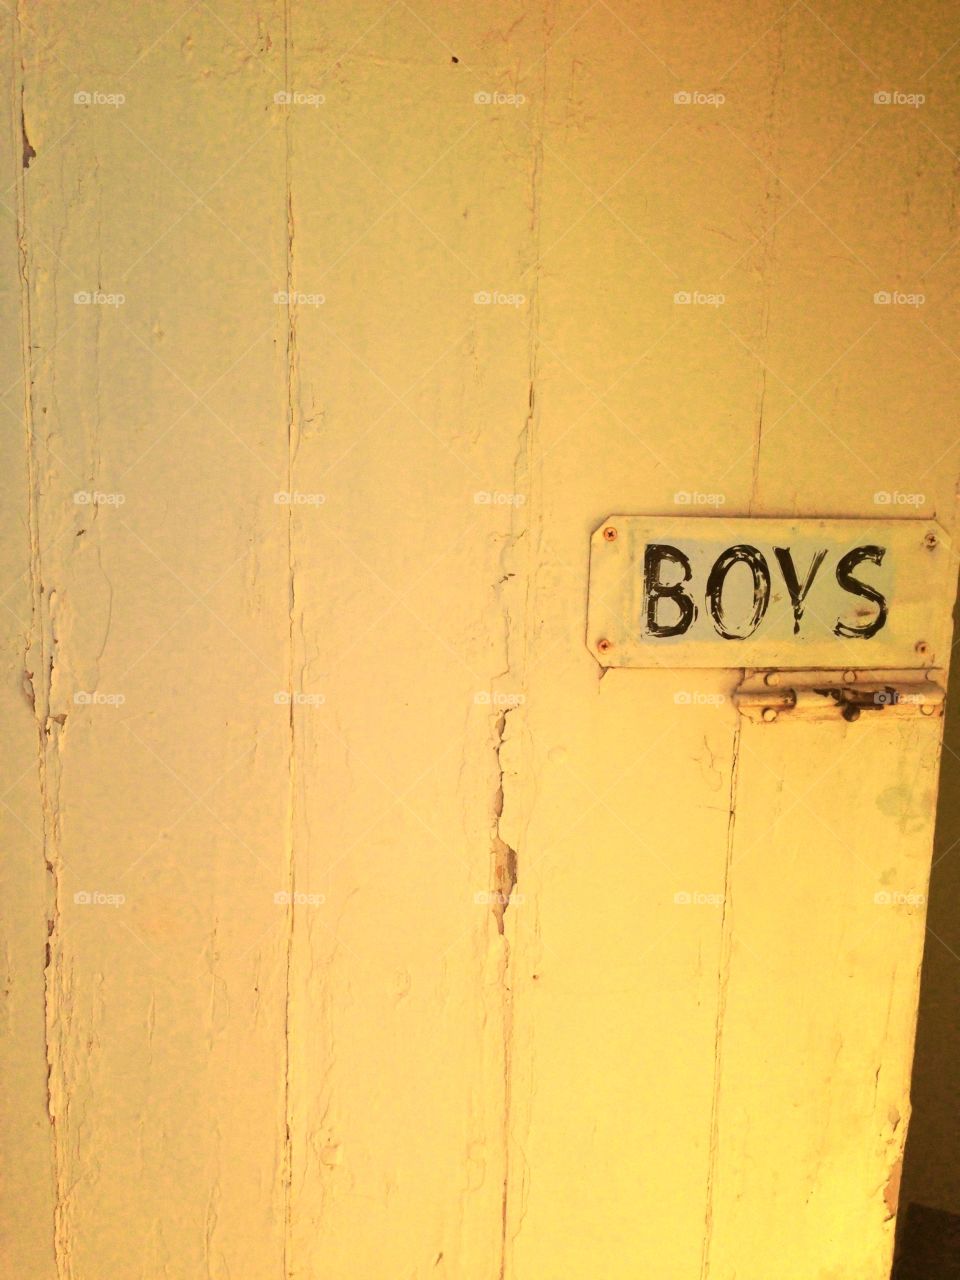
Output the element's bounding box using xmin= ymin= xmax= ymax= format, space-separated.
xmin=280 ymin=1 xmax=300 ymax=1275
xmin=494 ymin=14 xmax=549 ymax=1276
xmin=700 ymin=713 xmax=742 ymax=1280
xmin=490 ymin=709 xmax=519 ymax=937
xmin=13 ymin=15 xmax=69 ymax=1273
xmin=20 ymin=84 xmax=34 ymax=168
xmin=747 ymin=20 xmax=786 ymax=516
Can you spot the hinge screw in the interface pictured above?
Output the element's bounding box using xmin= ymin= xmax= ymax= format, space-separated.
xmin=762 ymin=708 xmax=778 ymax=722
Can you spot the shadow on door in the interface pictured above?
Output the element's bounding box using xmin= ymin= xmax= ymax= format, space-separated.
xmin=894 ymin=590 xmax=960 ymax=1280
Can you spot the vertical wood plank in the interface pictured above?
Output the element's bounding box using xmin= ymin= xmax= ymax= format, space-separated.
xmin=279 ymin=4 xmax=538 ymax=1276
xmin=14 ymin=2 xmax=292 ymax=1274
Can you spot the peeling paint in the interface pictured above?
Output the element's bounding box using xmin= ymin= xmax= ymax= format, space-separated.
xmin=3 ymin=3 xmax=959 ymax=1279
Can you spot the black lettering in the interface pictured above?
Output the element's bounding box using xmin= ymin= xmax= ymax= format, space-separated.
xmin=834 ymin=544 xmax=888 ymax=639
xmin=773 ymin=546 xmax=828 ymax=635
xmin=643 ymin=544 xmax=698 ymax=637
xmin=706 ymin=545 xmax=771 ymax=639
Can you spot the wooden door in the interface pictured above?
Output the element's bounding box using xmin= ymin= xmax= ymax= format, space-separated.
xmin=2 ymin=3 xmax=958 ymax=1278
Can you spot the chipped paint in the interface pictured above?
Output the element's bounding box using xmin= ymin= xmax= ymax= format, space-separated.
xmin=2 ymin=3 xmax=959 ymax=1279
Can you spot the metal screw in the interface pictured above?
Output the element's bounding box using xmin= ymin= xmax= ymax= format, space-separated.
xmin=597 ymin=638 xmax=613 ymax=654
xmin=924 ymin=531 xmax=938 ymax=549
xmin=603 ymin=526 xmax=618 ymax=542
xmin=843 ymin=670 xmax=857 ymax=683
xmin=921 ymin=704 xmax=936 ymax=717
xmin=916 ymin=641 xmax=930 ymax=657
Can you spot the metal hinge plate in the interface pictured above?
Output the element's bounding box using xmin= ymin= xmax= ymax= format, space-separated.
xmin=734 ymin=669 xmax=946 ymax=723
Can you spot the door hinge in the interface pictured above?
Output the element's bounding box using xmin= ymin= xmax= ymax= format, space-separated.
xmin=734 ymin=669 xmax=945 ymax=723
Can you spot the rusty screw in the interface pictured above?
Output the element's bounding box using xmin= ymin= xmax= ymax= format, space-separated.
xmin=924 ymin=531 xmax=938 ymax=550
xmin=597 ymin=638 xmax=613 ymax=655
xmin=603 ymin=526 xmax=618 ymax=542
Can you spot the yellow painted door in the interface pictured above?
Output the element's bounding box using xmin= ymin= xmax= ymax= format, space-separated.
xmin=2 ymin=3 xmax=958 ymax=1279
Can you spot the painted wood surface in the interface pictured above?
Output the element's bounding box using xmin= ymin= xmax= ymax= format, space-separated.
xmin=2 ymin=3 xmax=959 ymax=1278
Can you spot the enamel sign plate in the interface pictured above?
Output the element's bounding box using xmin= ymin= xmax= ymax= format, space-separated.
xmin=587 ymin=517 xmax=952 ymax=669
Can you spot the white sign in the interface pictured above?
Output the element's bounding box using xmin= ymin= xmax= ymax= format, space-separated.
xmin=587 ymin=517 xmax=952 ymax=669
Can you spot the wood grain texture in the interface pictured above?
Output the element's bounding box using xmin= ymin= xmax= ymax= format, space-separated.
xmin=2 ymin=2 xmax=959 ymax=1278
